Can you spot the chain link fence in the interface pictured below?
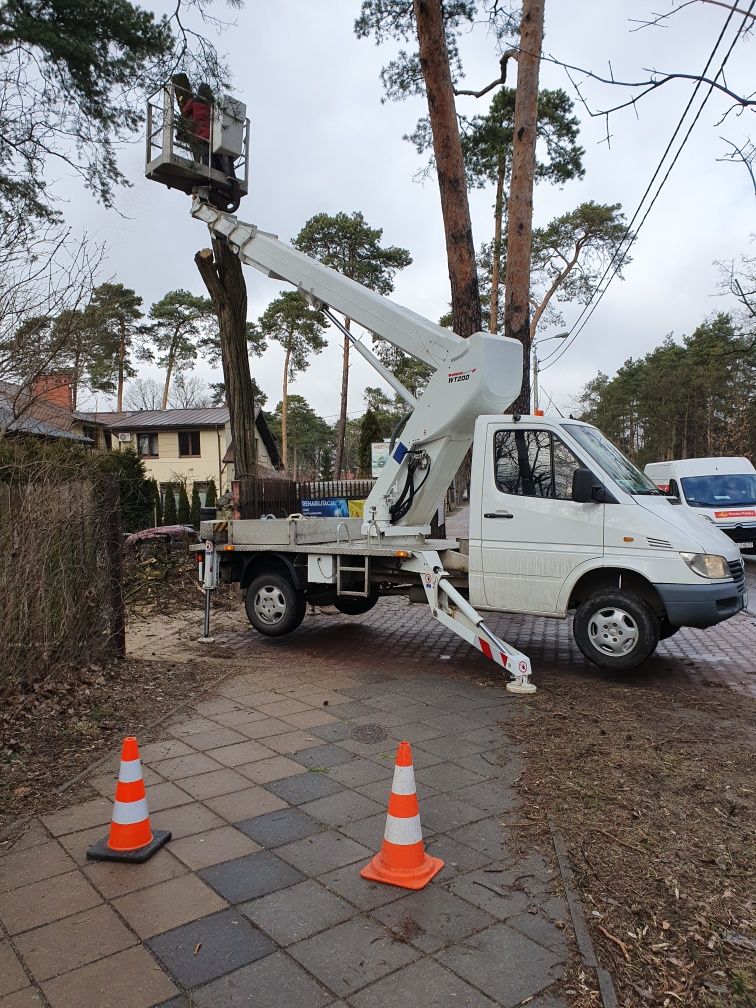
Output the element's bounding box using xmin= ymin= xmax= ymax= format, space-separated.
xmin=0 ymin=466 xmax=124 ymax=694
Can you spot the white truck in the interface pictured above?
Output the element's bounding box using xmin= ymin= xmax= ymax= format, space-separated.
xmin=146 ymin=103 xmax=747 ymax=691
xmin=645 ymin=457 xmax=756 ymax=555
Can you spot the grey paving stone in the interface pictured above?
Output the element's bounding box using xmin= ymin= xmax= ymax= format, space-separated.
xmin=147 ymin=908 xmax=274 ymax=988
xmin=371 ymin=885 xmax=495 ymax=953
xmin=422 ymin=714 xmax=488 ymax=736
xmin=420 ymin=736 xmax=488 ymax=760
xmin=153 ymin=997 xmax=191 ymax=1008
xmin=353 ymin=779 xmax=404 ymax=805
xmin=447 ymin=868 xmax=533 ymax=919
xmin=418 ymin=793 xmax=488 ymax=833
xmin=192 ymin=951 xmax=334 ymax=1008
xmin=447 ymin=817 xmax=512 ymax=861
xmin=199 ymin=850 xmax=304 ymax=903
xmin=348 ymin=957 xmax=497 ymax=1008
xmin=307 ymin=722 xmax=351 ymax=742
xmin=327 ymin=758 xmax=391 ymax=788
xmin=290 ymin=744 xmax=355 ymax=769
xmin=276 ymin=830 xmax=372 ymax=876
xmin=318 ymin=862 xmax=406 ymax=911
xmin=451 ymin=780 xmax=516 ymax=815
xmin=299 ymin=791 xmax=383 ymax=828
xmin=434 ymin=922 xmax=563 ymax=1005
xmin=508 ymin=911 xmax=568 ymax=954
xmin=415 ymin=761 xmax=487 ymax=793
xmin=384 ymin=721 xmax=446 ymax=743
xmin=336 ymin=813 xmax=388 ymax=849
xmin=289 ymin=917 xmax=418 ymax=997
xmin=240 ymin=879 xmax=353 ymax=945
xmin=423 ymin=834 xmax=490 ymax=878
xmin=264 ymin=772 xmax=344 ymax=805
xmin=327 ymin=701 xmax=375 ymax=719
xmin=460 ymin=724 xmax=507 ymax=746
xmin=236 ymin=807 xmax=323 ymax=848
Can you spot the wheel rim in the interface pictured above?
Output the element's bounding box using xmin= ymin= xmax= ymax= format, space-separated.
xmin=588 ymin=606 xmax=639 ymax=657
xmin=253 ymin=585 xmax=287 ymax=625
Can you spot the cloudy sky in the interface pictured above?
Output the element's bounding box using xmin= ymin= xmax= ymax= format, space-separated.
xmin=63 ymin=0 xmax=753 ymax=420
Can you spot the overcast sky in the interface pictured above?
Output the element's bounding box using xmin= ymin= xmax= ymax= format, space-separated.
xmin=62 ymin=0 xmax=753 ymax=420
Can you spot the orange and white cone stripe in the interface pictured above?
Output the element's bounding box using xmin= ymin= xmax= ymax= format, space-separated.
xmin=107 ymin=737 xmax=154 ymax=852
xmin=361 ymin=741 xmax=443 ymax=890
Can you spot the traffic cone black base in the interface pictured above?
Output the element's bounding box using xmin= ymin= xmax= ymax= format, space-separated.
xmin=87 ymin=829 xmax=171 ymax=864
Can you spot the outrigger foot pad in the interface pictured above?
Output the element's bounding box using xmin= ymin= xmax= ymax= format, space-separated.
xmin=506 ymin=679 xmax=537 ymax=694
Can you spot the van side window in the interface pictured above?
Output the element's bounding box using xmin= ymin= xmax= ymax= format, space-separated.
xmin=493 ymin=429 xmax=582 ymax=500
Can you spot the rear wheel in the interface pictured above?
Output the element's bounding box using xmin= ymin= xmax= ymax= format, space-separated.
xmin=245 ymin=571 xmax=306 ymax=637
xmin=332 ymin=595 xmax=379 ymax=616
xmin=573 ymin=590 xmax=659 ymax=671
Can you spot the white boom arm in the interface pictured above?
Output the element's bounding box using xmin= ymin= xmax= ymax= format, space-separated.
xmin=192 ymin=198 xmax=523 ymax=537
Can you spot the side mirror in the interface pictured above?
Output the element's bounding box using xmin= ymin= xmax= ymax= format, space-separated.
xmin=572 ymin=467 xmax=601 ymax=504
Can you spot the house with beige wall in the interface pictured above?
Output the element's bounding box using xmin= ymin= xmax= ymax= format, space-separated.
xmin=98 ymin=406 xmax=280 ymax=502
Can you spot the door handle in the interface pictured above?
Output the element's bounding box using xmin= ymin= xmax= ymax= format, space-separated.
xmin=484 ymin=511 xmax=514 ymax=518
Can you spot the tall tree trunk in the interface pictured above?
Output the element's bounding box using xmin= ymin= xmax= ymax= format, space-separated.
xmin=195 ymin=238 xmax=258 ymax=482
xmin=334 ymin=319 xmax=351 ymax=477
xmin=504 ymin=0 xmax=545 ymax=414
xmin=161 ymin=325 xmax=181 ymax=409
xmin=281 ymin=345 xmax=291 ymax=471
xmin=161 ymin=352 xmax=175 ymax=410
xmin=117 ymin=317 xmax=126 ymax=413
xmin=489 ymin=156 xmax=506 ymax=333
xmin=413 ymin=0 xmax=481 ymax=338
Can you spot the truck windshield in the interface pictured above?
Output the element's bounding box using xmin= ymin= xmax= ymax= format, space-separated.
xmin=564 ymin=425 xmax=662 ymax=496
xmin=681 ymin=474 xmax=756 ymax=508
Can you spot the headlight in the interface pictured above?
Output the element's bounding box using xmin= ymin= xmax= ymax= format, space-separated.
xmin=680 ymin=552 xmax=729 ymax=579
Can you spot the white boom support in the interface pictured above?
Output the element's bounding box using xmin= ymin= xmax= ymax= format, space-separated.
xmin=192 ymin=198 xmax=523 ymax=537
xmin=190 ymin=196 xmax=534 ymax=692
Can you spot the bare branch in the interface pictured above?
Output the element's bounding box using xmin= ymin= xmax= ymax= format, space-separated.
xmin=717 ymin=136 xmax=756 ymax=192
xmin=630 ymin=0 xmax=756 ymax=32
xmin=453 ymin=49 xmax=518 ymax=98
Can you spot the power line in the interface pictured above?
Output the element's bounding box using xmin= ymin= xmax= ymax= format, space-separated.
xmin=538 ymin=1 xmax=752 ymax=373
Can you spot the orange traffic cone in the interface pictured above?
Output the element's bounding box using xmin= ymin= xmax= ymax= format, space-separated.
xmin=361 ymin=741 xmax=443 ymax=890
xmin=87 ymin=737 xmax=171 ymax=863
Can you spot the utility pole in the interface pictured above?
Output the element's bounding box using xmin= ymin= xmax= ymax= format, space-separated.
xmin=504 ymin=0 xmax=545 ymax=413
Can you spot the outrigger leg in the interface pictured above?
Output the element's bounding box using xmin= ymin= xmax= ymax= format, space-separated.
xmin=405 ymin=551 xmax=536 ymax=694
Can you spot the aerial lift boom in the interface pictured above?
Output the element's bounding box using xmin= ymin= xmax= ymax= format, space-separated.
xmin=145 ymin=90 xmax=534 ymax=691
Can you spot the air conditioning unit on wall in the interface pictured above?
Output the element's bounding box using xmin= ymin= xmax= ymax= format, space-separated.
xmin=117 ymin=432 xmax=132 ymax=442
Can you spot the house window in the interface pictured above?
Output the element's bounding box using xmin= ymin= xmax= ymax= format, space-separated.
xmin=178 ymin=430 xmax=201 ymax=457
xmin=137 ymin=433 xmax=159 ymax=457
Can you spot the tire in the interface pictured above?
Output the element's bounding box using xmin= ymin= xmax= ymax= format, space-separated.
xmin=245 ymin=571 xmax=306 ymax=637
xmin=573 ymin=589 xmax=660 ymax=671
xmin=332 ymin=595 xmax=379 ymax=616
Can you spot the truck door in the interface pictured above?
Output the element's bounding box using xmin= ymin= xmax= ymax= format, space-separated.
xmin=479 ymin=424 xmax=604 ymax=614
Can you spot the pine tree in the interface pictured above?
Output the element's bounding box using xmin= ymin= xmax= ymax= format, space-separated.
xmin=358 ymin=408 xmax=383 ymax=478
xmin=177 ymin=484 xmax=191 ymax=524
xmin=189 ymin=482 xmax=202 ymax=529
xmin=163 ymin=485 xmax=177 ymax=524
xmin=205 ymin=479 xmax=218 ymax=507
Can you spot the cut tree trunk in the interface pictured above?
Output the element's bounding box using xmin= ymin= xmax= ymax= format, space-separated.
xmin=334 ymin=319 xmax=351 ymax=477
xmin=413 ymin=0 xmax=481 ymax=338
xmin=195 ymin=238 xmax=258 ymax=481
xmin=504 ymin=0 xmax=545 ymax=413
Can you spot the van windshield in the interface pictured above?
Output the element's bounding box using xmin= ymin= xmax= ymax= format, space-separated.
xmin=564 ymin=425 xmax=662 ymax=496
xmin=681 ymin=474 xmax=756 ymax=508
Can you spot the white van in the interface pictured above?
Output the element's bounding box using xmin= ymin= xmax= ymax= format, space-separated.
xmin=644 ymin=457 xmax=756 ymax=554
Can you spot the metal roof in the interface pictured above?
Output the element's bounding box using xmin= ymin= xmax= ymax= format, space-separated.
xmin=108 ymin=407 xmax=231 ymax=431
xmin=0 ymin=402 xmax=93 ymax=442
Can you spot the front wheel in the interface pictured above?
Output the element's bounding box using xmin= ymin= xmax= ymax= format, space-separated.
xmin=573 ymin=590 xmax=659 ymax=671
xmin=245 ymin=572 xmax=306 ymax=637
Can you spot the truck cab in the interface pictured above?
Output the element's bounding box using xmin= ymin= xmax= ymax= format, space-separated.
xmin=467 ymin=415 xmax=747 ymax=670
xmin=644 ymin=456 xmax=756 ymax=554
